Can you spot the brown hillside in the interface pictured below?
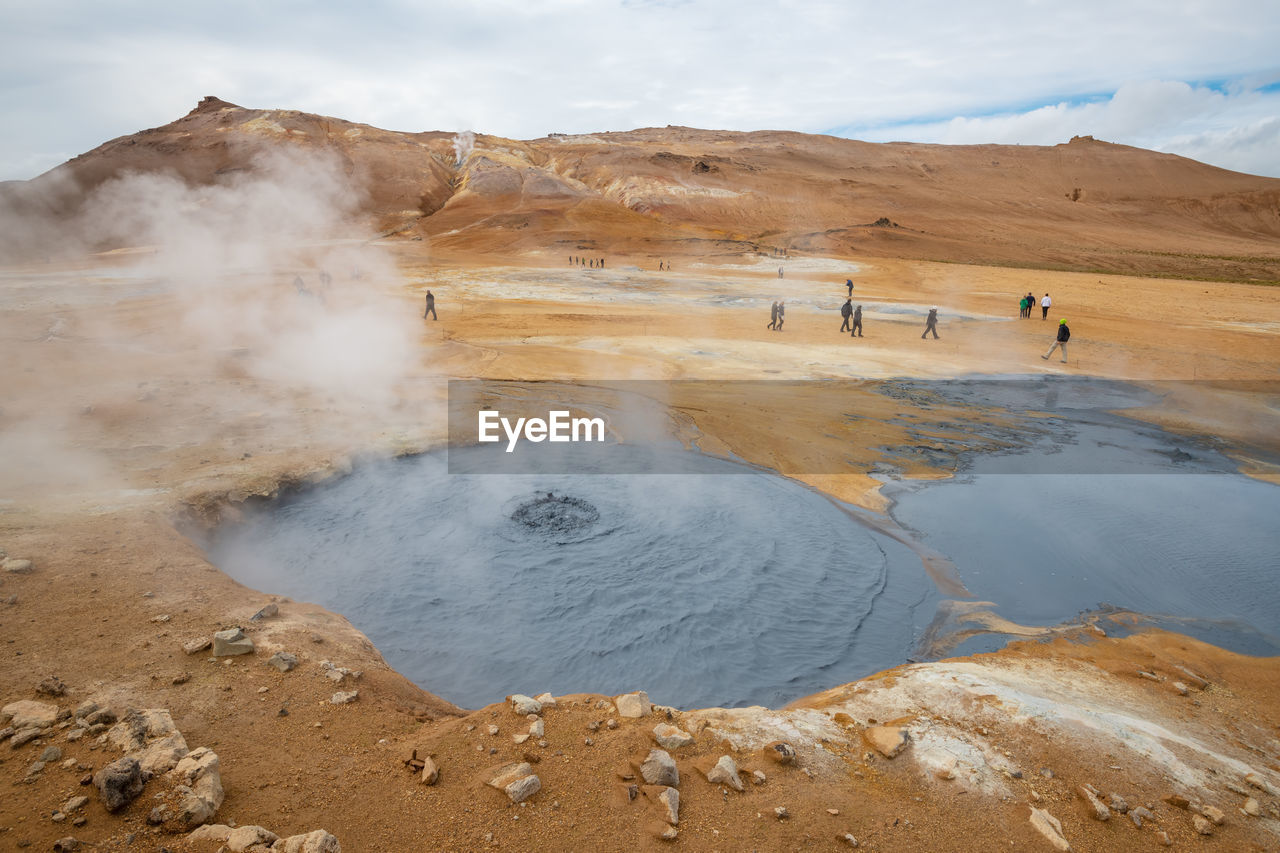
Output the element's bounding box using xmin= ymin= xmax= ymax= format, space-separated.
xmin=4 ymin=97 xmax=1280 ymax=281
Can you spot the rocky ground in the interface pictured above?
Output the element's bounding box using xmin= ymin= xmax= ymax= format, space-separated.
xmin=1 ymin=244 xmax=1278 ymax=851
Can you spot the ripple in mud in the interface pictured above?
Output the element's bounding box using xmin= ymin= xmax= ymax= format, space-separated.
xmin=509 ymin=493 xmax=600 ymax=540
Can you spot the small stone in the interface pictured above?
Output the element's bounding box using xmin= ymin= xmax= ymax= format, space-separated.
xmin=640 ymin=749 xmax=679 ymax=787
xmin=537 ymin=739 xmax=548 ymax=748
xmin=529 ymin=719 xmax=545 ymax=737
xmin=150 ymin=614 xmax=171 ymax=623
xmin=211 ymin=628 xmax=254 ymax=657
xmin=12 ymin=727 xmax=43 ymax=747
xmin=704 ymin=755 xmax=743 ymax=792
xmin=1242 ymin=797 xmax=1260 ymax=816
xmin=421 ymin=756 xmax=439 ymax=785
xmin=843 ymin=834 xmax=859 ymax=847
xmin=63 ymin=796 xmax=89 ymax=813
xmin=606 ymin=719 xmax=618 ymax=730
xmin=37 ymin=676 xmax=67 ymax=697
xmin=52 ymin=838 xmax=79 ymax=852
xmin=2 ymin=700 xmax=58 ymax=729
xmin=172 ymin=672 xmax=190 ymax=685
xmin=1155 ymin=830 xmax=1172 ymax=846
xmin=71 ymin=816 xmax=86 ymax=827
xmin=505 ymin=774 xmax=541 ymax=803
xmin=1193 ymin=814 xmax=1214 ymax=835
xmin=774 ymin=806 xmax=790 ymax=820
xmin=39 ymin=745 xmax=62 ymax=762
xmin=94 ymin=756 xmax=144 ymax=812
xmin=3 ymin=558 xmax=34 ymax=573
xmin=250 ymin=603 xmax=279 ymax=621
xmin=1028 ymin=807 xmax=1071 ymax=852
xmin=1200 ymin=804 xmax=1225 ymax=825
xmin=510 ymin=694 xmax=542 ymax=715
xmin=653 ymin=723 xmax=694 ymax=750
xmin=72 ymin=700 xmax=98 ymax=720
xmin=51 ymin=812 xmax=66 ymax=823
xmin=764 ymin=741 xmax=796 ymax=765
xmin=646 ymin=785 xmax=680 ymax=825
xmin=586 ymin=721 xmax=600 ymax=732
xmin=1107 ymin=793 xmax=1129 ymax=813
xmin=330 ymin=690 xmax=358 ymax=705
xmin=864 ymin=725 xmax=910 ymax=759
xmin=827 ymin=808 xmax=840 ymax=816
xmin=183 ymin=637 xmax=211 ymax=655
xmin=584 ymin=737 xmax=593 ymax=746
xmin=513 ymin=733 xmax=530 ymax=745
xmin=752 ymin=770 xmax=767 ymax=785
xmin=1078 ymin=786 xmax=1111 ymax=821
xmin=1130 ymin=806 xmax=1155 ymax=828
xmin=1245 ymin=772 xmax=1279 ymax=796
xmin=616 ymin=692 xmax=652 ymax=718
xmin=267 ymin=651 xmax=298 ymax=672
xmin=1163 ymin=793 xmax=1190 ymax=809
xmin=1172 ymin=681 xmax=1189 ymax=695
xmin=535 ymin=692 xmax=557 ymax=707
xmin=488 ymin=725 xmax=500 ymax=736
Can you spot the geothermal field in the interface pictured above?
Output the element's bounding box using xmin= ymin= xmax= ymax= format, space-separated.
xmin=1 ymin=98 xmax=1279 ymax=851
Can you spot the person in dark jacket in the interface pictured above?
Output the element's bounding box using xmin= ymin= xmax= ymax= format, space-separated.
xmin=424 ymin=290 xmax=437 ymax=320
xmin=768 ymin=301 xmax=779 ymax=330
xmin=1042 ymin=319 xmax=1070 ymax=362
xmin=846 ymin=279 xmax=854 ymax=297
xmin=840 ymin=298 xmax=853 ymax=332
xmin=922 ymin=307 xmax=939 ymax=339
xmin=776 ymin=301 xmax=785 ymax=330
xmin=851 ymin=304 xmax=863 ymax=337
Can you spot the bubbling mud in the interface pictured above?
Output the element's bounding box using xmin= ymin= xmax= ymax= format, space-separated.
xmin=207 ymin=445 xmax=937 ymax=710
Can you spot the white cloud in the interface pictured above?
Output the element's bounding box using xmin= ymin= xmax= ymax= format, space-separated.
xmin=855 ymin=79 xmax=1280 ymax=177
xmin=1 ymin=1 xmax=1278 ymax=178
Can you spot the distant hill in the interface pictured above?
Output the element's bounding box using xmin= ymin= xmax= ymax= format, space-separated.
xmin=5 ymin=95 xmax=1280 ymax=282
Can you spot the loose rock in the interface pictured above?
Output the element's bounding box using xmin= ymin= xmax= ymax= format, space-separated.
xmin=182 ymin=637 xmax=212 ymax=655
xmin=37 ymin=676 xmax=67 ymax=697
xmin=274 ymin=829 xmax=342 ymax=852
xmin=704 ymin=755 xmax=744 ymax=792
xmin=639 ymin=749 xmax=679 ymax=787
xmin=1028 ymin=807 xmax=1071 ymax=852
xmin=864 ymin=725 xmax=910 ymax=759
xmin=616 ymin=691 xmax=652 ymax=718
xmin=331 ymin=690 xmax=358 ymax=705
xmin=1200 ymin=804 xmax=1225 ymax=825
xmin=1077 ymin=786 xmax=1111 ymax=821
xmin=94 ymin=756 xmax=145 ymax=812
xmin=3 ymin=558 xmax=34 ymax=573
xmin=645 ymin=785 xmax=679 ymax=825
xmin=1193 ymin=814 xmax=1214 ymax=835
xmin=420 ymin=756 xmax=439 ymax=785
xmin=764 ymin=741 xmax=796 ymax=765
xmin=2 ymin=699 xmax=58 ymax=729
xmin=250 ymin=603 xmax=279 ymax=621
xmin=211 ymin=627 xmax=254 ymax=657
xmin=267 ymin=652 xmax=298 ymax=673
xmin=653 ymin=723 xmax=694 ymax=751
xmin=510 ymin=694 xmax=542 ymax=715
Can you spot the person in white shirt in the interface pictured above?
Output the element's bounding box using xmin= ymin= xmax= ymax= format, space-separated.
xmin=1041 ymin=293 xmax=1052 ymax=320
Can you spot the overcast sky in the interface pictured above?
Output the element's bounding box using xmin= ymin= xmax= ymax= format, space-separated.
xmin=2 ymin=0 xmax=1279 ymax=181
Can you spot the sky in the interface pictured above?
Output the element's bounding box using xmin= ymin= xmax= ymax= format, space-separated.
xmin=2 ymin=0 xmax=1279 ymax=181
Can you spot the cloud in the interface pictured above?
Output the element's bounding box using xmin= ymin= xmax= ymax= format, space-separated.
xmin=853 ymin=79 xmax=1280 ymax=177
xmin=1 ymin=1 xmax=1279 ymax=178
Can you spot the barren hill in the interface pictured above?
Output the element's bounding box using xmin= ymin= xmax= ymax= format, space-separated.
xmin=5 ymin=95 xmax=1280 ymax=281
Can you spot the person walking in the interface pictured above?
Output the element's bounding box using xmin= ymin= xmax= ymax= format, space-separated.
xmin=1042 ymin=319 xmax=1070 ymax=362
xmin=423 ymin=289 xmax=437 ymax=320
xmin=768 ymin=300 xmax=779 ymax=330
xmin=1041 ymin=293 xmax=1052 ymax=320
xmin=776 ymin=300 xmax=785 ymax=330
xmin=778 ymin=266 xmax=784 ymax=279
xmin=1019 ymin=294 xmax=1028 ymax=318
xmin=922 ymin=307 xmax=939 ymax=339
xmin=846 ymin=279 xmax=854 ymax=297
xmin=840 ymin=298 xmax=853 ymax=332
xmin=1025 ymin=292 xmax=1035 ymax=319
xmin=851 ymin=304 xmax=863 ymax=337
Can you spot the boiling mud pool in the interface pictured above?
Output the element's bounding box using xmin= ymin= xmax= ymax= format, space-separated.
xmin=208 ymin=445 xmax=937 ymax=709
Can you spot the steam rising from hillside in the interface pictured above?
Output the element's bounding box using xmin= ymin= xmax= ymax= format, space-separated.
xmin=0 ymin=146 xmax=421 ymax=500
